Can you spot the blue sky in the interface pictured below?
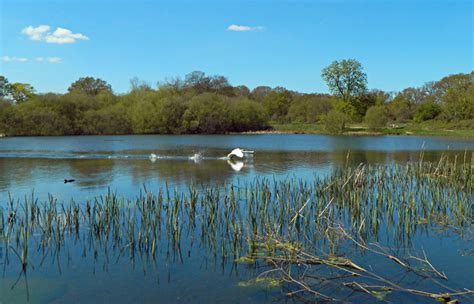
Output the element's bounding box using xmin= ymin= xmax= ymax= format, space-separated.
xmin=0 ymin=0 xmax=472 ymax=94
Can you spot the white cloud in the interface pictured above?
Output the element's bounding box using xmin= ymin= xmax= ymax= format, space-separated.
xmin=45 ymin=27 xmax=89 ymax=44
xmin=36 ymin=57 xmax=62 ymax=63
xmin=227 ymin=24 xmax=264 ymax=32
xmin=22 ymin=25 xmax=50 ymax=41
xmin=46 ymin=57 xmax=62 ymax=63
xmin=0 ymin=56 xmax=28 ymax=62
xmin=1 ymin=56 xmax=62 ymax=63
xmin=22 ymin=25 xmax=89 ymax=44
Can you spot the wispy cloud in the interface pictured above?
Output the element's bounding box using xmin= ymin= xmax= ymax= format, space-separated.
xmin=46 ymin=57 xmax=62 ymax=63
xmin=36 ymin=57 xmax=63 ymax=63
xmin=1 ymin=56 xmax=28 ymax=62
xmin=227 ymin=24 xmax=264 ymax=32
xmin=1 ymin=56 xmax=62 ymax=63
xmin=22 ymin=25 xmax=89 ymax=44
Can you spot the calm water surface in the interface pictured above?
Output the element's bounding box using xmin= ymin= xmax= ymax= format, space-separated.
xmin=0 ymin=135 xmax=473 ymax=303
xmin=1 ymin=134 xmax=473 ymax=201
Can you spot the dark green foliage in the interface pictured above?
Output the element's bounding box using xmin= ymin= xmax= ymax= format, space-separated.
xmin=0 ymin=69 xmax=472 ymax=136
xmin=321 ymin=109 xmax=350 ymax=134
xmin=385 ymin=71 xmax=473 ymax=125
xmin=0 ymin=78 xmax=269 ymax=135
xmin=386 ymin=95 xmax=413 ymax=122
xmin=2 ymin=102 xmax=68 ymax=136
xmin=352 ymin=90 xmax=389 ymax=121
xmin=183 ymin=71 xmax=235 ymax=96
xmin=364 ymin=105 xmax=388 ymax=130
xmin=182 ymin=93 xmax=231 ymax=134
xmin=414 ymin=101 xmax=442 ymax=122
xmin=286 ymin=94 xmax=333 ymax=123
xmin=321 ymin=59 xmax=367 ymax=103
xmin=249 ymin=86 xmax=272 ymax=101
xmin=440 ymin=82 xmax=474 ymax=121
xmin=229 ymin=98 xmax=269 ymax=132
xmin=68 ymin=77 xmax=112 ymax=96
xmin=263 ymin=87 xmax=294 ymax=122
xmin=77 ymin=104 xmax=131 ymax=135
xmin=0 ymin=100 xmax=11 ymax=133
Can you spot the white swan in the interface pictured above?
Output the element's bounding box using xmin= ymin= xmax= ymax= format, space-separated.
xmin=227 ymin=148 xmax=254 ymax=159
xmin=227 ymin=159 xmax=244 ymax=172
xmin=149 ymin=153 xmax=158 ymax=163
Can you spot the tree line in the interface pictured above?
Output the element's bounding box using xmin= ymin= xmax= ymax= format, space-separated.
xmin=0 ymin=61 xmax=472 ymax=136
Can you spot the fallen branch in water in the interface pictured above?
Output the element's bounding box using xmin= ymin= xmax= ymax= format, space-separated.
xmin=244 ymin=229 xmax=474 ymax=303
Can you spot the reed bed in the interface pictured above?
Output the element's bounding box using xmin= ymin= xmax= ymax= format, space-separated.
xmin=1 ymin=153 xmax=472 ymax=303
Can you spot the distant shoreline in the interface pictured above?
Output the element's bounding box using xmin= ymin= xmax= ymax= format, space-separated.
xmin=1 ymin=128 xmax=473 ymax=138
xmin=264 ymin=123 xmax=474 ymax=138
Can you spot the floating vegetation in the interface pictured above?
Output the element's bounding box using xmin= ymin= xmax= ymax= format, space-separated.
xmin=238 ymin=277 xmax=282 ymax=289
xmin=1 ymin=152 xmax=473 ymax=303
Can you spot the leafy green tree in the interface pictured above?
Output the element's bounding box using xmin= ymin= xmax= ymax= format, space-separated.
xmin=1 ymin=69 xmax=471 ymax=136
xmin=321 ymin=109 xmax=350 ymax=134
xmin=60 ymin=93 xmax=101 ymax=134
xmin=441 ymin=83 xmax=474 ymax=121
xmin=0 ymin=76 xmax=12 ymax=100
xmin=263 ymin=87 xmax=293 ymax=122
xmin=183 ymin=71 xmax=234 ymax=96
xmin=77 ymin=105 xmax=131 ymax=135
xmin=432 ymin=72 xmax=473 ymax=102
xmin=321 ymin=59 xmax=367 ymax=104
xmin=364 ymin=105 xmax=388 ymax=130
xmin=0 ymin=77 xmax=36 ymax=103
xmin=229 ymin=98 xmax=269 ymax=131
xmin=154 ymin=95 xmax=187 ymax=134
xmin=386 ymin=95 xmax=413 ymax=122
xmin=0 ymin=99 xmax=11 ymax=133
xmin=397 ymin=87 xmax=428 ymax=106
xmin=68 ymin=77 xmax=112 ymax=96
xmin=234 ymin=85 xmax=250 ymax=97
xmin=128 ymin=91 xmax=161 ymax=134
xmin=184 ymin=71 xmax=209 ymax=92
xmin=9 ymin=83 xmax=36 ymax=103
xmin=351 ymin=90 xmax=389 ymax=120
xmin=414 ymin=101 xmax=441 ymax=122
xmin=1 ymin=100 xmax=69 ymax=136
xmin=249 ymin=86 xmax=272 ymax=101
xmin=209 ymin=75 xmax=234 ymax=96
xmin=182 ymin=93 xmax=230 ymax=134
xmin=129 ymin=77 xmax=153 ymax=92
xmin=287 ymin=94 xmax=333 ymax=123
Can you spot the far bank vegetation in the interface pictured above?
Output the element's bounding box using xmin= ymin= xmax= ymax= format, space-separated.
xmin=0 ymin=61 xmax=472 ymax=136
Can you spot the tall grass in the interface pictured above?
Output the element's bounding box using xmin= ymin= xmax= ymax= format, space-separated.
xmin=1 ymin=153 xmax=472 ymax=302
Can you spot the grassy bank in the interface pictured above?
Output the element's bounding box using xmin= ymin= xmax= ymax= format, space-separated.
xmin=270 ymin=120 xmax=474 ymax=137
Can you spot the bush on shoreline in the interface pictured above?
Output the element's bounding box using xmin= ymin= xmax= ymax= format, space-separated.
xmin=0 ymin=69 xmax=472 ymax=136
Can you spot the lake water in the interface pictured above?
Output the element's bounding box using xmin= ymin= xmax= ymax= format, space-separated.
xmin=1 ymin=134 xmax=473 ymax=202
xmin=0 ymin=135 xmax=473 ymax=303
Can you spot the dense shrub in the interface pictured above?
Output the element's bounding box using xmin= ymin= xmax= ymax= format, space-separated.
xmin=286 ymin=94 xmax=333 ymax=123
xmin=321 ymin=109 xmax=350 ymax=134
xmin=414 ymin=101 xmax=441 ymax=122
xmin=0 ymin=70 xmax=472 ymax=136
xmin=229 ymin=98 xmax=269 ymax=132
xmin=181 ymin=93 xmax=231 ymax=134
xmin=364 ymin=106 xmax=388 ymax=130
